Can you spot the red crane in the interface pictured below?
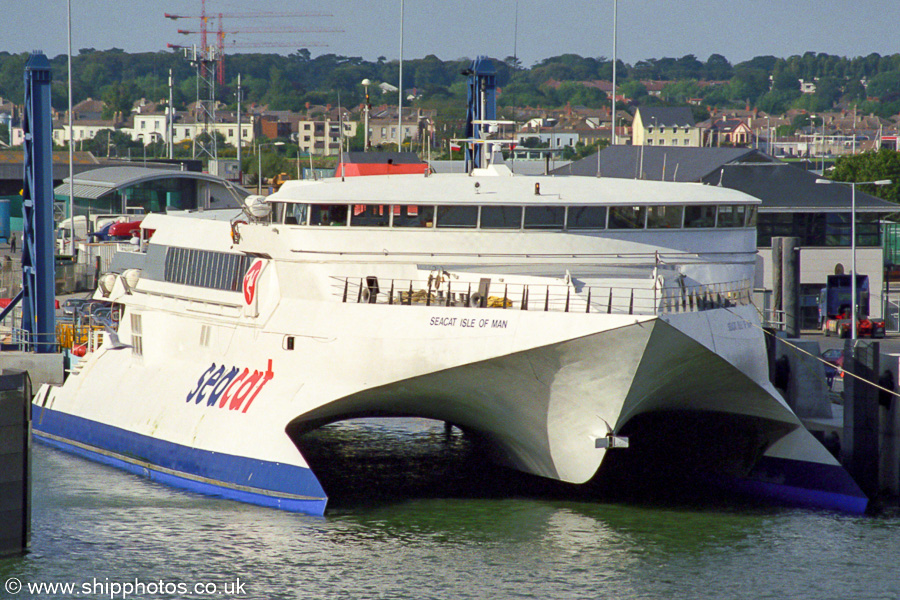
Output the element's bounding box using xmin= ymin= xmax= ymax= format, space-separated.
xmin=166 ymin=6 xmax=335 ymax=84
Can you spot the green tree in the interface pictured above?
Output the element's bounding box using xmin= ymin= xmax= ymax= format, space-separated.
xmin=829 ymin=149 xmax=900 ymax=203
xmin=661 ymin=79 xmax=701 ymax=103
xmin=704 ymin=54 xmax=733 ymax=80
xmin=618 ymin=80 xmax=647 ymax=100
xmin=866 ymin=71 xmax=900 ymax=100
xmin=728 ymin=68 xmax=769 ymax=104
xmin=101 ymin=81 xmax=137 ymax=119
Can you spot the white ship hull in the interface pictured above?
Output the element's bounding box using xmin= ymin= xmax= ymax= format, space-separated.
xmin=33 ymin=174 xmax=867 ymax=514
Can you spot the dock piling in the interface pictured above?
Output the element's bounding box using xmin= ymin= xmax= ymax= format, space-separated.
xmin=0 ymin=370 xmax=31 ymax=556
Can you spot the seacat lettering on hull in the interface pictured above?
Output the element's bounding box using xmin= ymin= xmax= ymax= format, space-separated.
xmin=186 ymin=359 xmax=274 ymax=413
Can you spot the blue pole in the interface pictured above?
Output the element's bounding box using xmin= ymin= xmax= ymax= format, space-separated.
xmin=464 ymin=56 xmax=497 ymax=173
xmin=22 ymin=53 xmax=56 ymax=353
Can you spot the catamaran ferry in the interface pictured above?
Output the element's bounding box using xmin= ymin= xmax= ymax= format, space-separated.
xmin=31 ymin=158 xmax=867 ymax=514
xmin=31 ymin=56 xmax=867 ymax=514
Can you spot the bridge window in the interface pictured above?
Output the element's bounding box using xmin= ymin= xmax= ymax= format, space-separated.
xmin=608 ymin=206 xmax=647 ymax=229
xmin=392 ymin=205 xmax=434 ymax=227
xmin=716 ymin=205 xmax=746 ymax=228
xmin=746 ymin=205 xmax=758 ymax=227
xmin=310 ymin=204 xmax=349 ymax=226
xmin=350 ymin=204 xmax=390 ymax=227
xmin=524 ymin=206 xmax=565 ymax=229
xmin=647 ymin=205 xmax=683 ymax=229
xmin=481 ymin=206 xmax=522 ymax=229
xmin=684 ymin=205 xmax=716 ymax=228
xmin=275 ymin=202 xmax=309 ymax=225
xmin=567 ymin=206 xmax=607 ymax=229
xmin=436 ymin=205 xmax=478 ymax=228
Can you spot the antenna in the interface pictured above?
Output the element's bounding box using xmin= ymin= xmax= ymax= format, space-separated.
xmin=338 ymin=92 xmax=345 ymax=181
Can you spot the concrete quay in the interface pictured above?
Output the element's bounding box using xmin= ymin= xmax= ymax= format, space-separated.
xmin=777 ymin=328 xmax=900 ymax=507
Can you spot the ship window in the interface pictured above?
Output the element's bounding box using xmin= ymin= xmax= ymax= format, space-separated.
xmin=350 ymin=204 xmax=390 ymax=227
xmin=684 ymin=205 xmax=716 ymax=228
xmin=164 ymin=246 xmax=253 ymax=292
xmin=392 ymin=205 xmax=434 ymax=228
xmin=524 ymin=206 xmax=564 ymax=229
xmin=284 ymin=203 xmax=309 ymax=225
xmin=647 ymin=205 xmax=684 ymax=229
xmin=567 ymin=206 xmax=607 ymax=229
xmin=436 ymin=205 xmax=477 ymax=228
xmin=481 ymin=205 xmax=522 ymax=229
xmin=270 ymin=202 xmax=286 ymax=223
xmin=309 ymin=204 xmax=349 ymax=226
xmin=745 ymin=205 xmax=758 ymax=227
xmin=130 ymin=313 xmax=143 ymax=357
xmin=717 ymin=205 xmax=746 ymax=228
xmin=608 ymin=206 xmax=647 ymax=229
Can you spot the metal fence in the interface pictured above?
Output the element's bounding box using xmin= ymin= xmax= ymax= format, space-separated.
xmin=333 ymin=275 xmax=753 ymax=316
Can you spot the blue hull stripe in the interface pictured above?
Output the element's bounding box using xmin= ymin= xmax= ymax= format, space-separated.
xmin=722 ymin=456 xmax=868 ymax=514
xmin=32 ymin=405 xmax=328 ymax=515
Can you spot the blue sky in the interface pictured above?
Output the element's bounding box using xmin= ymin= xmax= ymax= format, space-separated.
xmin=5 ymin=0 xmax=900 ymax=67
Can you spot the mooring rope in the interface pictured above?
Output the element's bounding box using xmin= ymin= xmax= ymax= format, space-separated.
xmin=726 ymin=304 xmax=900 ymax=400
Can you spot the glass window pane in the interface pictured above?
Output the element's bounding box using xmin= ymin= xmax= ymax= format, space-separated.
xmin=717 ymin=205 xmax=746 ymax=228
xmin=350 ymin=204 xmax=390 ymax=227
xmin=285 ymin=203 xmax=308 ymax=225
xmin=745 ymin=205 xmax=758 ymax=227
xmin=310 ymin=204 xmax=348 ymax=226
xmin=684 ymin=205 xmax=716 ymax=228
xmin=481 ymin=205 xmax=522 ymax=229
xmin=271 ymin=202 xmax=286 ymax=223
xmin=859 ymin=213 xmax=881 ymax=247
xmin=647 ymin=205 xmax=683 ymax=229
xmin=392 ymin=205 xmax=434 ymax=228
xmin=436 ymin=205 xmax=478 ymax=228
xmin=825 ymin=213 xmax=850 ymax=246
xmin=567 ymin=206 xmax=607 ymax=229
xmin=608 ymin=206 xmax=646 ymax=229
xmin=524 ymin=206 xmax=564 ymax=229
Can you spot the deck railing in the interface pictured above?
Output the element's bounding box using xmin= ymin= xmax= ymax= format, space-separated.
xmin=332 ymin=276 xmax=753 ymax=316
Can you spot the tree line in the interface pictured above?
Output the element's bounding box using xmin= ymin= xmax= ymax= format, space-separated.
xmin=1 ymin=49 xmax=900 ymax=121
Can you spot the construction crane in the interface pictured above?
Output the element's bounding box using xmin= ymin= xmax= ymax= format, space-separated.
xmin=165 ymin=2 xmax=337 ymax=162
xmin=166 ymin=4 xmax=335 ymax=84
xmin=176 ymin=23 xmax=340 ymax=83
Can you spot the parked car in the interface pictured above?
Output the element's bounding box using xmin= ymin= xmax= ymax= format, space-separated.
xmin=821 ymin=348 xmax=844 ymax=386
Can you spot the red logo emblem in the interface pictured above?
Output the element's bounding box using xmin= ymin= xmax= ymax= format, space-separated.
xmin=243 ymin=260 xmax=263 ymax=305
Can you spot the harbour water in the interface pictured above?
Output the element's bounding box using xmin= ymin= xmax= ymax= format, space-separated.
xmin=3 ymin=417 xmax=900 ymax=599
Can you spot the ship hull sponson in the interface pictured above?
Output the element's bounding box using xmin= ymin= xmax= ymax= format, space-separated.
xmin=289 ymin=305 xmax=866 ymax=511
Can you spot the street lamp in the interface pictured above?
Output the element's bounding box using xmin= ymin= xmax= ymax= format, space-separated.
xmin=816 ymin=178 xmax=893 ymax=339
xmin=258 ymin=142 xmax=285 ymax=195
xmin=361 ymin=78 xmax=371 ymax=151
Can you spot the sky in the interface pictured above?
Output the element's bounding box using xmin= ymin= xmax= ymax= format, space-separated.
xmin=4 ymin=0 xmax=900 ymax=68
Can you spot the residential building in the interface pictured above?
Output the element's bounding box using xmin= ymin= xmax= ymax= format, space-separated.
xmin=128 ymin=111 xmax=254 ymax=148
xmin=632 ymin=107 xmax=702 ymax=147
xmin=295 ymin=118 xmax=357 ymax=156
xmin=53 ymin=119 xmax=119 ymax=146
xmin=707 ymin=118 xmax=753 ymax=146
